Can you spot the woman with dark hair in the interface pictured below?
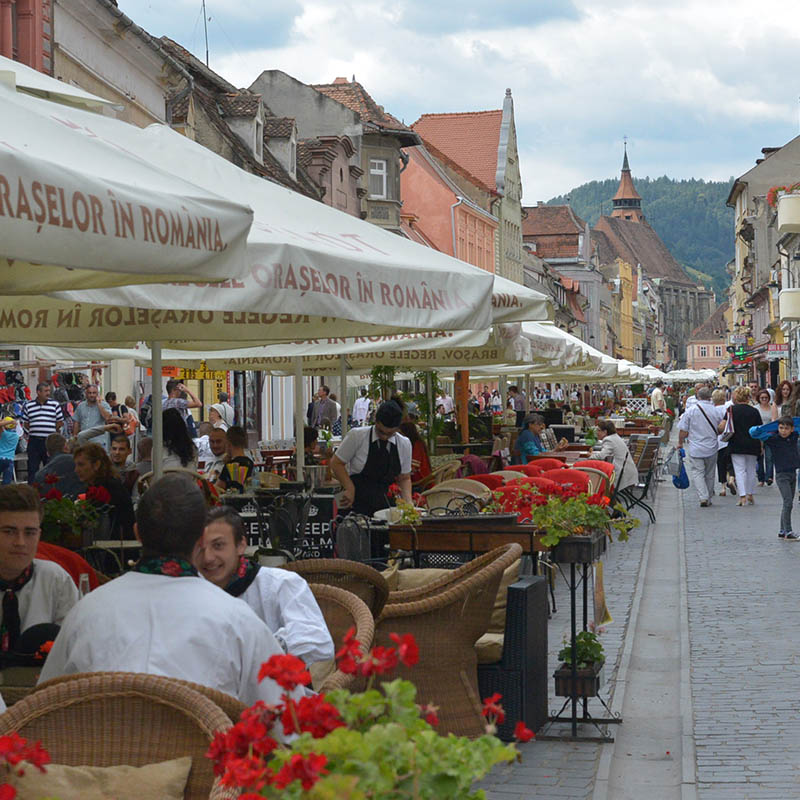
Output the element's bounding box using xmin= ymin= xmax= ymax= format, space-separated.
xmin=399 ymin=421 xmax=431 ymax=486
xmin=72 ymin=443 xmax=135 ymax=539
xmin=192 ymin=507 xmax=333 ymax=666
xmin=774 ymin=380 xmax=796 ymax=420
xmin=725 ymin=386 xmax=762 ymax=506
xmin=162 ymin=408 xmax=198 ymax=470
xmin=596 ymin=420 xmax=638 ymax=490
xmin=755 ymin=389 xmax=774 ymax=485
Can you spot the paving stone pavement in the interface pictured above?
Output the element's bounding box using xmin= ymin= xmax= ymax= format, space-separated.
xmin=684 ymin=479 xmax=800 ymax=799
xmin=482 ymin=500 xmax=652 ymax=799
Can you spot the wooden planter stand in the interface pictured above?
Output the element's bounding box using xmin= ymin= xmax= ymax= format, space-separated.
xmin=554 ymin=661 xmax=604 ymax=698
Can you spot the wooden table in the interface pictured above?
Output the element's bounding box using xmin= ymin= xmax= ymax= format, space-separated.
xmin=389 ymin=519 xmax=547 ymax=564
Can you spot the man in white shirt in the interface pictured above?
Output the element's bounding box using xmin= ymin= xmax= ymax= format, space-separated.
xmin=678 ymin=387 xmax=725 ymax=507
xmin=202 ymin=428 xmax=229 ymax=483
xmin=331 ymin=401 xmax=412 ymax=516
xmin=40 ymin=474 xmax=289 ymax=707
xmin=0 ymin=484 xmax=79 ymax=658
xmin=352 ymin=389 xmax=371 ymax=426
xmin=650 ymin=380 xmax=666 ymax=414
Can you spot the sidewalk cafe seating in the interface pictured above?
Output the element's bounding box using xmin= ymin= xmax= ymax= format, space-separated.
xmin=526 ymin=457 xmax=567 ymax=471
xmin=282 ymin=558 xmax=389 ymax=619
xmin=376 ymin=544 xmax=523 ymax=737
xmin=541 ymin=468 xmax=592 ymax=493
xmin=505 ymin=476 xmax=558 ymax=493
xmin=306 ymin=583 xmax=375 ymax=693
xmin=489 ymin=470 xmax=526 ymax=482
xmin=502 ymin=463 xmax=542 ymax=477
xmin=464 ymin=473 xmax=505 ymax=491
xmin=616 ymin=437 xmax=660 ymax=522
xmin=412 ymin=458 xmax=462 ymax=492
xmin=421 ymin=478 xmax=492 ymax=515
xmin=1 ymin=672 xmax=238 ymax=799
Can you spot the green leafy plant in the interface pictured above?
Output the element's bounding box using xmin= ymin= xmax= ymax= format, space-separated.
xmin=557 ymin=630 xmax=605 ymax=668
xmin=207 ymin=633 xmax=530 ymax=799
xmin=369 ymin=366 xmax=397 ymax=402
xmin=38 ymin=483 xmax=109 ymax=546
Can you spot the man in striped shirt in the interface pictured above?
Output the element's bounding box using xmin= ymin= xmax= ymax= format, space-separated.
xmin=22 ymin=383 xmax=63 ymax=483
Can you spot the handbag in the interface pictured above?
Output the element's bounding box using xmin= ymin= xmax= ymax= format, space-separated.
xmin=720 ymin=408 xmax=734 ymax=443
xmin=672 ymin=451 xmax=689 ymax=490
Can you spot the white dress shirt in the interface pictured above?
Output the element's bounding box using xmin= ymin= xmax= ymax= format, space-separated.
xmin=352 ymin=396 xmax=371 ymax=425
xmin=39 ymin=572 xmax=288 ymax=706
xmin=678 ymin=401 xmax=725 ymax=458
xmin=3 ymin=559 xmax=80 ymax=633
xmin=334 ymin=426 xmax=412 ymax=475
xmin=238 ymin=569 xmax=334 ymax=666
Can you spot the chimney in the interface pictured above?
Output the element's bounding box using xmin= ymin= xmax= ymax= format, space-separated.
xmin=333 ymin=77 xmax=348 ymax=84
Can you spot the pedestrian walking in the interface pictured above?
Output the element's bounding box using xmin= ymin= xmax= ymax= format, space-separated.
xmin=712 ymin=388 xmax=735 ymax=497
xmin=21 ymin=382 xmax=63 ymax=483
xmin=772 ymin=380 xmax=794 ymax=420
xmin=726 ymin=386 xmax=762 ymax=507
xmin=763 ymin=416 xmax=800 ymax=539
xmin=754 ymin=389 xmax=774 ymax=486
xmin=677 ymin=387 xmax=724 ymax=507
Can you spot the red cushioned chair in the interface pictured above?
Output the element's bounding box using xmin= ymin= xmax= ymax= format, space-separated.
xmin=525 ymin=458 xmax=566 ymax=472
xmin=506 ymin=476 xmax=558 ymax=493
xmin=573 ymin=459 xmax=615 ymax=480
xmin=541 ymin=468 xmax=591 ymax=493
xmin=464 ymin=474 xmax=505 ymax=491
xmin=504 ymin=463 xmax=542 ymax=477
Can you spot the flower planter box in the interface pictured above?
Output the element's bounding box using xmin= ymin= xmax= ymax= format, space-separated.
xmin=553 ymin=661 xmax=604 ymax=698
xmin=551 ymin=529 xmax=607 ymax=564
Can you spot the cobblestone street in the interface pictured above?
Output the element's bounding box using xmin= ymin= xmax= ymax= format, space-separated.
xmin=485 ymin=451 xmax=800 ymax=799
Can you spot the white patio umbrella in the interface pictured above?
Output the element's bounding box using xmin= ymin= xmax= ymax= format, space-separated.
xmin=1 ymin=83 xmax=255 ymax=292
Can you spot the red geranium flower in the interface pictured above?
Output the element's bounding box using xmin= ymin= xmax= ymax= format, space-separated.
xmin=86 ymin=485 xmax=111 ymax=504
xmin=161 ymin=560 xmax=183 ymax=577
xmin=481 ymin=693 xmax=505 ymax=725
xmin=257 ymin=653 xmax=311 ymax=691
xmin=273 ymin=753 xmax=328 ymax=791
xmin=420 ymin=702 xmax=439 ymax=727
xmin=44 ymin=473 xmax=59 ymax=485
xmin=335 ymin=627 xmax=363 ymax=675
xmin=0 ymin=784 xmax=16 ymax=800
xmin=44 ymin=488 xmax=62 ymax=501
xmin=514 ymin=721 xmax=535 ymax=742
xmin=359 ymin=645 xmax=398 ymax=677
xmin=389 ymin=632 xmax=419 ymax=667
xmin=281 ymin=695 xmax=344 ymax=738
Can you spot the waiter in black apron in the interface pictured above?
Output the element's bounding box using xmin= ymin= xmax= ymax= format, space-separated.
xmin=331 ymin=401 xmax=412 ymax=516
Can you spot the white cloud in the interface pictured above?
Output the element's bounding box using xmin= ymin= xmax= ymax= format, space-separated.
xmin=122 ymin=0 xmax=800 ymax=197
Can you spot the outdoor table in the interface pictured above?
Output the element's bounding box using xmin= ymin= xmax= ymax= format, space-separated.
xmin=435 ymin=441 xmax=493 ymax=456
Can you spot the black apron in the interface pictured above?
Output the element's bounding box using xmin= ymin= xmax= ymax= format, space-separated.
xmin=349 ymin=426 xmax=402 ymax=517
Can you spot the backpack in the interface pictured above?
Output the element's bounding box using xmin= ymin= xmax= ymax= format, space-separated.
xmin=139 ymin=398 xmax=152 ymax=432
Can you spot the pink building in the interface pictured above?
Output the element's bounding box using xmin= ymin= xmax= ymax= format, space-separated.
xmin=0 ymin=0 xmax=52 ymax=73
xmin=686 ymin=302 xmax=728 ymax=370
xmin=400 ymin=143 xmax=497 ymax=271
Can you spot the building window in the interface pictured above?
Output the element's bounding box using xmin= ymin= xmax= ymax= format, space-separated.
xmin=699 ymin=345 xmax=708 ymax=358
xmin=254 ymin=119 xmax=263 ymax=162
xmin=369 ymin=158 xmax=387 ymax=199
xmin=714 ymin=345 xmax=722 ymax=357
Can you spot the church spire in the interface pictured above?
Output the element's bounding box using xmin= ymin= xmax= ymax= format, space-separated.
xmin=611 ymin=140 xmax=644 ymax=223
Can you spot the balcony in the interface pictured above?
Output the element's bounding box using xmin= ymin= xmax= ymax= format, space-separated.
xmin=778 ymin=194 xmax=800 ymax=234
xmin=779 ymin=288 xmax=800 ymax=321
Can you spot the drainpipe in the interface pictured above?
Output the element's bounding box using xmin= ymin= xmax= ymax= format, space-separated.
xmin=450 ymin=197 xmax=465 ymax=257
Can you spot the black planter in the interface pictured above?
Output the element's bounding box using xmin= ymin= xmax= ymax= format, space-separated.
xmin=553 ymin=661 xmax=604 ymax=698
xmin=551 ymin=529 xmax=607 ymax=563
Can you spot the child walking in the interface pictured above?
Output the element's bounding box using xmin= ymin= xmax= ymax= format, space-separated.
xmin=764 ymin=416 xmax=800 ymax=539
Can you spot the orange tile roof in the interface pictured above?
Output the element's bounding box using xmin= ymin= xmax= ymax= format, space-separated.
xmin=412 ymin=110 xmax=503 ymax=192
xmin=312 ymin=78 xmax=413 ymax=134
xmin=522 ymin=204 xmax=586 ymax=236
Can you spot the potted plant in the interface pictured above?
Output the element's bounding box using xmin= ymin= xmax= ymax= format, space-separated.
xmin=554 ymin=629 xmax=606 ymax=698
xmin=38 ymin=482 xmax=111 ymax=549
xmin=207 ymin=631 xmax=535 ymax=798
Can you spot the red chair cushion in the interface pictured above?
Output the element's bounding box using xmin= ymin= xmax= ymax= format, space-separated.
xmin=525 ymin=458 xmax=565 ymax=472
xmin=506 ymin=476 xmax=558 ymax=492
xmin=541 ymin=468 xmax=591 ymax=492
xmin=464 ymin=474 xmax=504 ymax=491
xmin=573 ymin=459 xmax=614 ymax=478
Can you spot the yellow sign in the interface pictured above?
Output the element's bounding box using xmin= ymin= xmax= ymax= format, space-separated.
xmin=179 ymin=368 xmax=228 ymax=381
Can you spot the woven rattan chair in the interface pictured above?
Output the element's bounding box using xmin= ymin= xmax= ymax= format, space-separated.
xmin=281 ymin=558 xmax=389 ymax=619
xmin=0 ymin=672 xmax=237 ymax=799
xmin=375 ymin=543 xmax=523 ymax=738
xmin=308 ymin=584 xmax=375 ymax=693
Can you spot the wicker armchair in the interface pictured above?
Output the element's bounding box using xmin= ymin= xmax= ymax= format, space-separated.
xmin=375 ymin=543 xmax=523 ymax=737
xmin=281 ymin=558 xmax=389 ymax=619
xmin=308 ymin=584 xmax=375 ymax=693
xmin=0 ymin=672 xmax=237 ymax=799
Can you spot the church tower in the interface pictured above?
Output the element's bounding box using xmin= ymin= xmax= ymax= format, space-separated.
xmin=611 ymin=142 xmax=645 ymax=223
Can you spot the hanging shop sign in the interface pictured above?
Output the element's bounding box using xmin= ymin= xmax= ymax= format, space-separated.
xmin=766 ymin=343 xmax=789 ymax=360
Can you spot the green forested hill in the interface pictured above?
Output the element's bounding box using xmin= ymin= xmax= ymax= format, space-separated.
xmin=548 ymin=176 xmax=734 ymax=298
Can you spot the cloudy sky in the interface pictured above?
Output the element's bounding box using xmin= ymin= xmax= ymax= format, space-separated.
xmin=120 ymin=0 xmax=800 ymax=199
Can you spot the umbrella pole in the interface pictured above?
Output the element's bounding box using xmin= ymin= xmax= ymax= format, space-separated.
xmin=425 ymin=371 xmax=433 ymax=454
xmin=294 ymin=357 xmax=304 ymax=482
xmin=525 ymin=372 xmax=531 ymax=412
xmin=339 ymin=356 xmax=348 ymax=437
xmin=151 ymin=341 xmax=163 ymax=481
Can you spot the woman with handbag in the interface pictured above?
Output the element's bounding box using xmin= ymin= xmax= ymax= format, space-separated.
xmin=712 ymin=389 xmax=735 ymax=496
xmin=722 ymin=386 xmax=763 ymax=507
